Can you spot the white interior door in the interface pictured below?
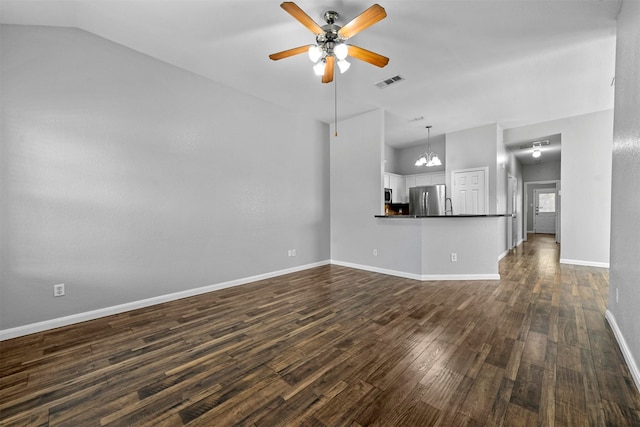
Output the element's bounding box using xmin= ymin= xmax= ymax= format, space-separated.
xmin=534 ymin=189 xmax=557 ymax=234
xmin=452 ymin=168 xmax=488 ymax=215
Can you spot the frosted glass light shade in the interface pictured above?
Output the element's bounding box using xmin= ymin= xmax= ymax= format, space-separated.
xmin=334 ymin=43 xmax=348 ymax=60
xmin=308 ymin=45 xmax=323 ymax=63
xmin=313 ymin=60 xmax=325 ymax=76
xmin=337 ymin=59 xmax=351 ymax=73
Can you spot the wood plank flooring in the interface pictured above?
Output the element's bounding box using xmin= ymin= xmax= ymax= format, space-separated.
xmin=1 ymin=234 xmax=639 ymax=426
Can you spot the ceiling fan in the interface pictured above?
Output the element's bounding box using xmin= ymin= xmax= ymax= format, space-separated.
xmin=269 ymin=2 xmax=389 ymax=83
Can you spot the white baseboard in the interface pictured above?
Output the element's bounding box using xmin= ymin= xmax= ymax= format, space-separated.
xmin=330 ymin=259 xmax=422 ymax=280
xmin=605 ymin=310 xmax=640 ymax=393
xmin=498 ymin=250 xmax=509 ymax=261
xmin=0 ymin=260 xmax=330 ymax=341
xmin=1 ymin=259 xmax=502 ymax=341
xmin=330 ymin=260 xmax=500 ymax=281
xmin=559 ymin=258 xmax=610 ymax=268
xmin=420 ymin=273 xmax=500 ymax=281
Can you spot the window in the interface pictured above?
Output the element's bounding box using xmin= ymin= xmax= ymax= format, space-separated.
xmin=538 ymin=192 xmax=556 ymax=213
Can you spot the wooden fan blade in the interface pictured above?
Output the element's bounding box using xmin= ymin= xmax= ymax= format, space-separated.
xmin=280 ymin=2 xmax=323 ymax=34
xmin=338 ymin=4 xmax=386 ymax=39
xmin=348 ymin=45 xmax=389 ymax=68
xmin=269 ymin=45 xmax=311 ymax=61
xmin=322 ymin=56 xmax=335 ymax=83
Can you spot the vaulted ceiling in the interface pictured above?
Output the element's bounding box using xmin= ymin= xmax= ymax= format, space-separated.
xmin=0 ymin=0 xmax=620 ymax=153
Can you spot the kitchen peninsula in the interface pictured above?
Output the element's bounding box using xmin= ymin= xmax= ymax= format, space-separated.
xmin=372 ymin=214 xmax=510 ymax=281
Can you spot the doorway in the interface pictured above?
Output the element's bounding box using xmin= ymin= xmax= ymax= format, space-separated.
xmin=524 ymin=180 xmax=560 ymax=243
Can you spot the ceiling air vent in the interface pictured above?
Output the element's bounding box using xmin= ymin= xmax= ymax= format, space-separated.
xmin=375 ymin=75 xmax=405 ymax=89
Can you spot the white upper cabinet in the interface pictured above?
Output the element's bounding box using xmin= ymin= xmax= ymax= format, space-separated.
xmin=430 ymin=172 xmax=446 ymax=185
xmin=390 ymin=174 xmax=405 ymax=203
xmin=415 ymin=174 xmax=431 ymax=186
xmin=383 ymin=173 xmax=405 ymax=203
xmin=404 ymin=172 xmax=445 ymax=198
xmin=385 ymin=172 xmax=445 ymax=204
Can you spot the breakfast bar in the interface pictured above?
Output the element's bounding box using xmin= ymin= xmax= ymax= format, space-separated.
xmin=373 ymin=214 xmax=511 ymax=280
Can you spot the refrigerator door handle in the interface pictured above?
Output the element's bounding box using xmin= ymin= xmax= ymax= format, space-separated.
xmin=423 ymin=192 xmax=428 ymax=215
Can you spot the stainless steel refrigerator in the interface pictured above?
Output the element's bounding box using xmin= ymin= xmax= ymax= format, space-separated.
xmin=409 ymin=185 xmax=446 ymax=216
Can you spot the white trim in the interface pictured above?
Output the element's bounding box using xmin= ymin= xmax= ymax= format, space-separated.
xmin=0 ymin=260 xmax=330 ymax=341
xmin=1 ymin=258 xmax=503 ymax=341
xmin=330 ymin=260 xmax=499 ymax=281
xmin=605 ymin=310 xmax=640 ymax=393
xmin=330 ymin=259 xmax=422 ymax=280
xmin=498 ymin=249 xmax=510 ymax=261
xmin=559 ymin=258 xmax=610 ymax=268
xmin=420 ymin=273 xmax=500 ymax=281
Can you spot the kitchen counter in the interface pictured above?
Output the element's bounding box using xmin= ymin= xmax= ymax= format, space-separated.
xmin=369 ymin=214 xmax=510 ymax=280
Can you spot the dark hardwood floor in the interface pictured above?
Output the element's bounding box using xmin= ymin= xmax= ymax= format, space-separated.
xmin=1 ymin=234 xmax=639 ymax=426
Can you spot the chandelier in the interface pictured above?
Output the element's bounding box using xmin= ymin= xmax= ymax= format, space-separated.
xmin=415 ymin=126 xmax=442 ymax=167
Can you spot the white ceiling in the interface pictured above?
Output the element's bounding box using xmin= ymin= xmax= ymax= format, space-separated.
xmin=0 ymin=0 xmax=620 ymax=156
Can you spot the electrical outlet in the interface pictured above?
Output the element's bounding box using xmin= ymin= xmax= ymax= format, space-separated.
xmin=616 ymin=288 xmax=619 ymax=303
xmin=450 ymin=253 xmax=457 ymax=262
xmin=54 ymin=283 xmax=65 ymax=297
xmin=292 ymin=249 xmax=296 ymax=256
xmin=373 ymin=249 xmax=378 ymax=256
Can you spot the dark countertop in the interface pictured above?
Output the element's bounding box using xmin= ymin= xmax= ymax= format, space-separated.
xmin=375 ymin=214 xmax=512 ymax=218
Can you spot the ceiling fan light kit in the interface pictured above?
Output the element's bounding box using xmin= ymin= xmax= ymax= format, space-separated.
xmin=313 ymin=60 xmax=326 ymax=76
xmin=333 ymin=43 xmax=348 ymax=60
xmin=269 ymin=2 xmax=389 ymax=83
xmin=337 ymin=59 xmax=351 ymax=73
xmin=308 ymin=45 xmax=323 ymax=62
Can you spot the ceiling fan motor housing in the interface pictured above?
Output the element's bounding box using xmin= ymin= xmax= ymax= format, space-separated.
xmin=318 ymin=12 xmax=344 ymax=58
xmin=323 ymin=10 xmax=339 ymax=25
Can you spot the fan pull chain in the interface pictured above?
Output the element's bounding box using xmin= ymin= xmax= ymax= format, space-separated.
xmin=334 ymin=69 xmax=338 ymax=137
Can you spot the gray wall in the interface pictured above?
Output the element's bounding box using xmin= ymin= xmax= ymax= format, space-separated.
xmin=330 ymin=110 xmax=423 ymax=275
xmin=393 ymin=135 xmax=446 ymax=176
xmin=383 ymin=144 xmax=397 ymax=173
xmin=609 ymin=0 xmax=640 ymax=387
xmin=523 ymin=160 xmax=561 ymax=182
xmin=0 ymin=25 xmax=330 ymax=330
xmin=446 ymin=123 xmax=501 ymax=214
